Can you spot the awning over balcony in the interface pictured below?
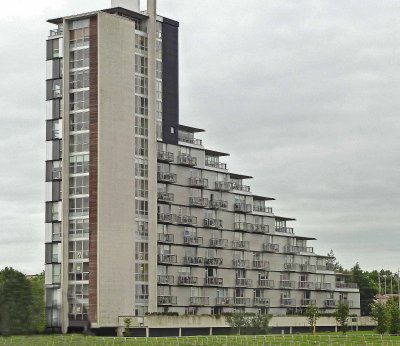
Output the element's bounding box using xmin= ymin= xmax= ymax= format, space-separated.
xmin=178 ymin=124 xmax=205 ymax=133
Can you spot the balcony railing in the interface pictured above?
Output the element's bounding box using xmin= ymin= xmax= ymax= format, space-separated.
xmin=205 ymin=277 xmax=223 ymax=286
xmin=234 ymin=202 xmax=252 ymax=213
xmin=315 ymin=282 xmax=332 ymax=290
xmin=298 ymin=281 xmax=314 ymax=289
xmin=234 ymin=222 xmax=253 ymax=232
xmin=234 ymin=297 xmax=251 ymax=306
xmin=215 ymin=181 xmax=232 ymax=191
xmin=157 ymin=192 xmax=174 ymax=203
xmin=203 ymin=218 xmax=223 ymax=229
xmin=184 ymin=236 xmax=203 ymax=246
xmin=281 ymin=298 xmax=296 ymax=307
xmin=301 ymin=299 xmax=316 ymax=306
xmin=324 ymin=299 xmax=337 ymax=307
xmin=284 ymin=263 xmax=316 ymax=272
xmin=253 ymin=224 xmax=269 ymax=234
xmin=157 ymin=254 xmax=177 ymax=264
xmin=177 ymin=153 xmax=197 ymax=166
xmin=189 ymin=297 xmax=209 ymax=306
xmin=157 ymin=213 xmax=176 ymax=224
xmin=178 ymin=276 xmax=198 ymax=285
xmin=263 ymin=243 xmax=279 ymax=252
xmin=157 ymin=151 xmax=174 ymax=162
xmin=317 ymin=264 xmax=335 ymax=271
xmin=206 ymin=161 xmax=227 ymax=170
xmin=209 ymin=238 xmax=228 ymax=248
xmin=179 ymin=136 xmax=203 ymax=146
xmin=231 ymin=183 xmax=251 ymax=192
xmin=177 ymin=215 xmax=197 ymax=226
xmin=209 ymin=199 xmax=228 ymax=209
xmin=275 ymin=227 xmax=294 ymax=234
xmin=253 ymin=205 xmax=273 ymax=213
xmin=204 ymin=257 xmax=223 ymax=266
xmin=259 ymin=279 xmax=274 ymax=288
xmin=235 ymin=278 xmax=253 ymax=287
xmin=157 ymin=275 xmax=174 ymax=285
xmin=336 ymin=282 xmax=358 ymax=289
xmin=157 ymin=295 xmax=177 ymax=305
xmin=183 ymin=256 xmax=204 ymax=265
xmin=279 ymin=280 xmax=296 ymax=289
xmin=49 ymin=28 xmax=63 ymax=37
xmin=189 ymin=177 xmax=208 ymax=188
xmin=253 ymin=297 xmax=270 ymax=306
xmin=189 ymin=197 xmax=209 ymax=208
xmin=253 ymin=260 xmax=269 ymax=270
xmin=232 ymin=240 xmax=250 ymax=250
xmin=157 ymin=233 xmax=174 ymax=243
xmin=157 ymin=172 xmax=177 ymax=183
xmin=232 ymin=259 xmax=250 ymax=268
xmin=283 ymin=245 xmax=314 ymax=254
xmin=215 ymin=297 xmax=234 ymax=306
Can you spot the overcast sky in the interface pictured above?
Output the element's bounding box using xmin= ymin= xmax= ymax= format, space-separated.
xmin=0 ymin=0 xmax=399 ymax=274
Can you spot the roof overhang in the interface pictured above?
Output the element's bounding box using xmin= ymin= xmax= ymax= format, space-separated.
xmin=178 ymin=125 xmax=205 ymax=133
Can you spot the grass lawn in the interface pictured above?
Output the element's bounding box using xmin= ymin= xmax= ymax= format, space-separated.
xmin=1 ymin=333 xmax=400 ymax=345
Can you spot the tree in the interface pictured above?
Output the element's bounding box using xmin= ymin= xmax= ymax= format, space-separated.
xmin=370 ymin=301 xmax=389 ymax=334
xmin=248 ymin=313 xmax=272 ymax=335
xmin=29 ymin=273 xmax=46 ymax=334
xmin=305 ymin=304 xmax=320 ymax=334
xmin=387 ymin=298 xmax=400 ymax=335
xmin=326 ymin=250 xmax=343 ymax=272
xmin=334 ymin=301 xmax=350 ymax=334
xmin=225 ymin=312 xmax=250 ymax=335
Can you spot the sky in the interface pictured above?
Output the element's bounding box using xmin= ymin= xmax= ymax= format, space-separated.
xmin=0 ymin=0 xmax=399 ymax=274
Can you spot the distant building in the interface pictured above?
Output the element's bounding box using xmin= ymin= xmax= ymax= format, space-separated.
xmin=44 ymin=0 xmax=360 ymax=334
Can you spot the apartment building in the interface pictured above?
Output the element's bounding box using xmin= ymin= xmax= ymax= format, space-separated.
xmin=44 ymin=0 xmax=360 ymax=334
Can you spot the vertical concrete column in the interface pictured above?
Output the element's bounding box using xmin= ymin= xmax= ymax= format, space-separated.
xmin=147 ymin=0 xmax=158 ymax=313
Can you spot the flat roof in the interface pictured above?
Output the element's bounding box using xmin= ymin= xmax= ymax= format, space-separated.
xmin=275 ymin=216 xmax=296 ymax=221
xmin=178 ymin=125 xmax=205 ymax=133
xmin=230 ymin=173 xmax=253 ymax=180
xmin=205 ymin=149 xmax=230 ymax=157
xmin=294 ymin=235 xmax=316 ymax=241
xmin=252 ymin=194 xmax=275 ymax=201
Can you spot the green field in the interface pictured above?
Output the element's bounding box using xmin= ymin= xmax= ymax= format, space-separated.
xmin=1 ymin=333 xmax=400 ymax=346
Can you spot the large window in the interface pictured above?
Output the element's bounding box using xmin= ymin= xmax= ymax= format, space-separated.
xmin=70 ymin=111 xmax=89 ymax=132
xmin=69 ymin=197 xmax=89 ymax=217
xmin=135 ymin=179 xmax=148 ymax=198
xmin=135 ymin=35 xmax=148 ymax=52
xmin=70 ymin=90 xmax=89 ymax=111
xmin=68 ymin=240 xmax=89 ymax=260
xmin=135 ymin=76 xmax=148 ymax=95
xmin=135 ymin=96 xmax=148 ymax=116
xmin=70 ymin=70 xmax=89 ymax=90
xmin=135 ymin=137 xmax=148 ymax=157
xmin=69 ymin=176 xmax=89 ymax=195
xmin=69 ymin=27 xmax=90 ymax=48
xmin=69 ymin=218 xmax=89 ymax=238
xmin=135 ymin=158 xmax=148 ymax=177
xmin=69 ymin=154 xmax=89 ymax=174
xmin=70 ymin=49 xmax=89 ymax=69
xmin=135 ymin=200 xmax=148 ymax=218
xmin=70 ymin=133 xmax=89 ymax=153
xmin=135 ymin=116 xmax=148 ymax=136
xmin=135 ymin=55 xmax=148 ymax=75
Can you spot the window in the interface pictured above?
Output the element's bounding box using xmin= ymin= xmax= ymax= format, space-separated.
xmin=135 ymin=263 xmax=148 ymax=282
xmin=135 ymin=55 xmax=148 ymax=75
xmin=135 ymin=284 xmax=148 ymax=301
xmin=68 ymin=239 xmax=89 ymax=259
xmin=135 ymin=76 xmax=148 ymax=95
xmin=69 ymin=49 xmax=89 ymax=69
xmin=70 ymin=70 xmax=89 ymax=89
xmin=135 ymin=158 xmax=148 ymax=177
xmin=156 ymin=21 xmax=163 ymax=39
xmin=135 ymin=34 xmax=148 ymax=51
xmin=156 ymin=60 xmax=162 ymax=79
xmin=135 ymin=179 xmax=148 ymax=198
xmin=69 ymin=219 xmax=89 ymax=238
xmin=70 ymin=133 xmax=89 ymax=153
xmin=135 ymin=96 xmax=148 ymax=115
xmin=69 ymin=154 xmax=89 ymax=174
xmin=156 ymin=80 xmax=162 ymax=100
xmin=70 ymin=112 xmax=89 ymax=132
xmin=135 ymin=116 xmax=148 ymax=136
xmin=156 ymin=101 xmax=163 ymax=120
xmin=135 ymin=242 xmax=148 ymax=261
xmin=69 ymin=27 xmax=89 ymax=48
xmin=135 ymin=137 xmax=148 ymax=157
xmin=69 ymin=176 xmax=89 ymax=195
xmin=135 ymin=200 xmax=148 ymax=218
xmin=136 ymin=221 xmax=148 ymax=239
xmin=156 ymin=40 xmax=162 ymax=60
xmin=47 ymin=79 xmax=62 ymax=99
xmin=70 ymin=90 xmax=89 ymax=111
xmin=69 ymin=197 xmax=89 ymax=217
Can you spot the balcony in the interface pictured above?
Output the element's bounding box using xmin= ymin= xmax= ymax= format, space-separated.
xmin=234 ymin=297 xmax=251 ymax=306
xmin=235 ymin=278 xmax=253 ymax=287
xmin=205 ymin=277 xmax=223 ymax=286
xmin=178 ymin=275 xmax=198 ymax=285
xmin=215 ymin=297 xmax=234 ymax=306
xmin=231 ymin=183 xmax=251 ymax=193
xmin=157 ymin=275 xmax=174 ymax=285
xmin=275 ymin=227 xmax=294 ymax=234
xmin=281 ymin=298 xmax=296 ymax=307
xmin=234 ymin=222 xmax=253 ymax=232
xmin=177 ymin=215 xmax=197 ymax=226
xmin=263 ymin=243 xmax=279 ymax=253
xmin=215 ymin=181 xmax=232 ymax=191
xmin=232 ymin=240 xmax=250 ymax=250
xmin=284 ymin=263 xmax=316 ymax=272
xmin=259 ymin=279 xmax=274 ymax=288
xmin=209 ymin=238 xmax=228 ymax=248
xmin=189 ymin=297 xmax=210 ymax=306
xmin=283 ymin=245 xmax=314 ymax=254
xmin=179 ymin=136 xmax=203 ymax=146
xmin=206 ymin=161 xmax=227 ymax=170
xmin=157 ymin=295 xmax=177 ymax=305
xmin=341 ymin=300 xmax=354 ymax=307
xmin=184 ymin=236 xmax=203 ymax=246
xmin=336 ymin=282 xmax=358 ymax=290
xmin=157 ymin=172 xmax=177 ymax=184
xmin=253 ymin=260 xmax=269 ymax=270
xmin=253 ymin=298 xmax=270 ymax=307
xmin=253 ymin=205 xmax=273 ymax=213
xmin=324 ymin=299 xmax=337 ymax=307
xmin=253 ymin=224 xmax=269 ymax=234
xmin=157 ymin=254 xmax=177 ymax=264
xmin=234 ymin=202 xmax=252 ymax=213
xmin=183 ymin=256 xmax=204 ymax=266
xmin=315 ymin=282 xmax=332 ymax=290
xmin=157 ymin=192 xmax=174 ymax=203
xmin=189 ymin=197 xmax=209 ymax=208
xmin=157 ymin=151 xmax=174 ymax=162
xmin=177 ymin=153 xmax=197 ymax=166
xmin=189 ymin=177 xmax=208 ymax=188
xmin=157 ymin=213 xmax=176 ymax=224
xmin=317 ymin=264 xmax=335 ymax=271
xmin=52 ymin=168 xmax=62 ymax=180
xmin=301 ymin=299 xmax=316 ymax=307
xmin=298 ymin=281 xmax=314 ymax=289
xmin=203 ymin=218 xmax=223 ymax=229
xmin=279 ymin=280 xmax=296 ymax=289
xmin=209 ymin=199 xmax=228 ymax=209
xmin=204 ymin=257 xmax=223 ymax=266
xmin=232 ymin=259 xmax=250 ymax=268
xmin=157 ymin=233 xmax=174 ymax=243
